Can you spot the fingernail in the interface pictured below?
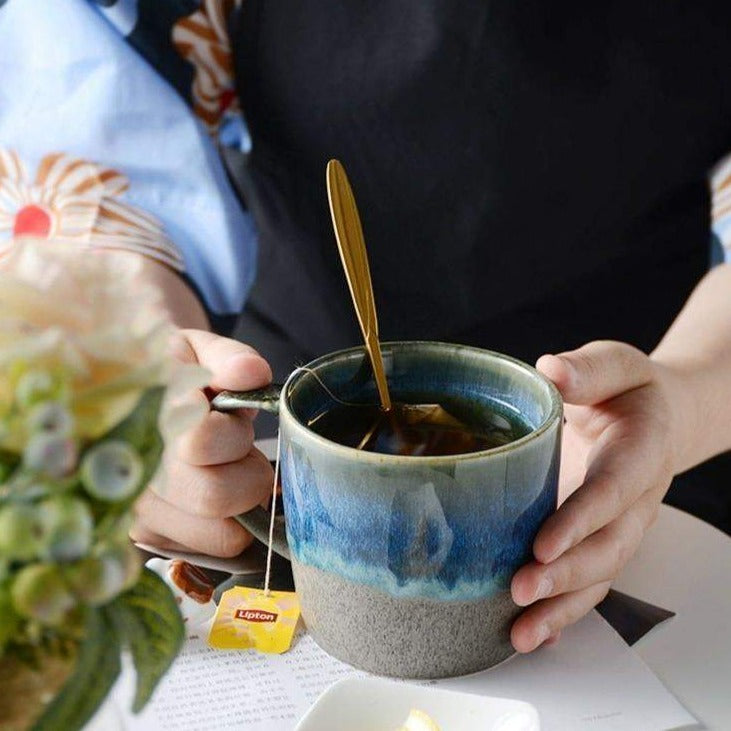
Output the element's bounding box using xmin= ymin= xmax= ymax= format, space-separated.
xmin=532 ymin=576 xmax=553 ymax=602
xmin=226 ymin=352 xmax=257 ymax=366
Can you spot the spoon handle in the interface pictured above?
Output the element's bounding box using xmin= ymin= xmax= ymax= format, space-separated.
xmin=326 ymin=159 xmax=392 ymax=411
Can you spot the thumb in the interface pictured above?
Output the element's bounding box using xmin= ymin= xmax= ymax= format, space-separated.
xmin=173 ymin=329 xmax=272 ymax=392
xmin=536 ymin=340 xmax=652 ymax=405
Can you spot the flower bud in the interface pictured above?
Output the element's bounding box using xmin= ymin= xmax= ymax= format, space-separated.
xmin=80 ymin=440 xmax=143 ymax=502
xmin=66 ymin=542 xmax=141 ymax=605
xmin=11 ymin=563 xmax=76 ymax=625
xmin=26 ymin=401 xmax=73 ymax=438
xmin=23 ymin=433 xmax=77 ymax=479
xmin=38 ymin=496 xmax=94 ymax=562
xmin=0 ymin=503 xmax=45 ymax=561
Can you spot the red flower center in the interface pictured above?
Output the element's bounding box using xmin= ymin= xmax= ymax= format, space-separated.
xmin=219 ymin=88 xmax=235 ymax=114
xmin=14 ymin=205 xmax=52 ymax=238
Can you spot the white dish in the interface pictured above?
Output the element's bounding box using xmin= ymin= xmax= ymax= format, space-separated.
xmin=295 ymin=676 xmax=540 ymax=731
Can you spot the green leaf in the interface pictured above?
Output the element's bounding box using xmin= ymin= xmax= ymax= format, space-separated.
xmin=104 ymin=567 xmax=184 ymax=713
xmin=31 ymin=608 xmax=121 ymax=731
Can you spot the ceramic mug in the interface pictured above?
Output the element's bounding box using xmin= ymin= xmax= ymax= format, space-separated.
xmin=212 ymin=341 xmax=562 ymax=678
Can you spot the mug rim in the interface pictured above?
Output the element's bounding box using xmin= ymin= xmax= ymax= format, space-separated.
xmin=280 ymin=340 xmax=562 ymax=463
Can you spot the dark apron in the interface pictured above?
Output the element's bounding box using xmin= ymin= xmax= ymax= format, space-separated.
xmin=227 ymin=1 xmax=731 ymax=531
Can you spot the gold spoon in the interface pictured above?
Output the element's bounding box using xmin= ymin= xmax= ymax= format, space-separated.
xmin=326 ymin=159 xmax=392 ymax=412
xmin=213 ymin=161 xmax=481 ymax=457
xmin=326 ymin=160 xmax=469 ymax=452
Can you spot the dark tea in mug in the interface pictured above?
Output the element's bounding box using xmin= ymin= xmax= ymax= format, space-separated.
xmin=307 ymin=400 xmax=531 ymax=456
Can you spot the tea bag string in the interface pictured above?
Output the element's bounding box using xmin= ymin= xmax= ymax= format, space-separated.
xmin=263 ymin=427 xmax=282 ymax=597
xmin=286 ymin=365 xmax=355 ymax=407
xmin=287 ymin=365 xmax=373 ymax=431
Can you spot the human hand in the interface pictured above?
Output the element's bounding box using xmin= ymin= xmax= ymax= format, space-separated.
xmin=510 ymin=340 xmax=683 ymax=651
xmin=130 ymin=330 xmax=275 ymax=557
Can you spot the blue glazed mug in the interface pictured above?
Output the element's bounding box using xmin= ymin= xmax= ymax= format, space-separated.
xmin=212 ymin=341 xmax=562 ymax=678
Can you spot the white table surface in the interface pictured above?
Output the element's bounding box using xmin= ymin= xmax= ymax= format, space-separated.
xmin=613 ymin=504 xmax=731 ymax=730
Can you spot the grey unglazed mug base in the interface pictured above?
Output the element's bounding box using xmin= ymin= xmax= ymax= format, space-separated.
xmin=292 ymin=558 xmax=518 ymax=678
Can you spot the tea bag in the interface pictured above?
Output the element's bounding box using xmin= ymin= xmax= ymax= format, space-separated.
xmin=357 ymin=403 xmax=488 ymax=456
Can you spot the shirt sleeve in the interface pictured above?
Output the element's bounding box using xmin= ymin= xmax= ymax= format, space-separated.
xmin=0 ymin=0 xmax=256 ymax=317
xmin=712 ymin=153 xmax=731 ymax=260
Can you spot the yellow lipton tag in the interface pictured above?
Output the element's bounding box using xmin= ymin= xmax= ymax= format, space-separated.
xmin=207 ymin=586 xmax=300 ymax=654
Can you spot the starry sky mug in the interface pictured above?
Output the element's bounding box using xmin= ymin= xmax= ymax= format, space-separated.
xmin=212 ymin=341 xmax=562 ymax=678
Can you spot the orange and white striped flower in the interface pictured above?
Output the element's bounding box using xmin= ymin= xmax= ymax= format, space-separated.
xmin=0 ymin=149 xmax=184 ymax=271
xmin=712 ymin=156 xmax=731 ymax=240
xmin=172 ymin=0 xmax=242 ymax=135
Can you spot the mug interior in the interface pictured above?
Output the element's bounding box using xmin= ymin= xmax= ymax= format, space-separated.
xmin=284 ymin=341 xmax=560 ymax=456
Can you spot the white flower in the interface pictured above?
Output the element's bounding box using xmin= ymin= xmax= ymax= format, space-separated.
xmin=0 ymin=238 xmax=209 ymax=453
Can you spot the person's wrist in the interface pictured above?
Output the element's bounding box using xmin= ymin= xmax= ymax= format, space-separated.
xmin=648 ymin=356 xmax=704 ymax=476
xmin=117 ymin=250 xmax=210 ymax=330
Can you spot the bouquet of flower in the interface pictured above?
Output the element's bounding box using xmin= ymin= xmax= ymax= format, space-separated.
xmin=0 ymin=241 xmax=208 ymax=730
